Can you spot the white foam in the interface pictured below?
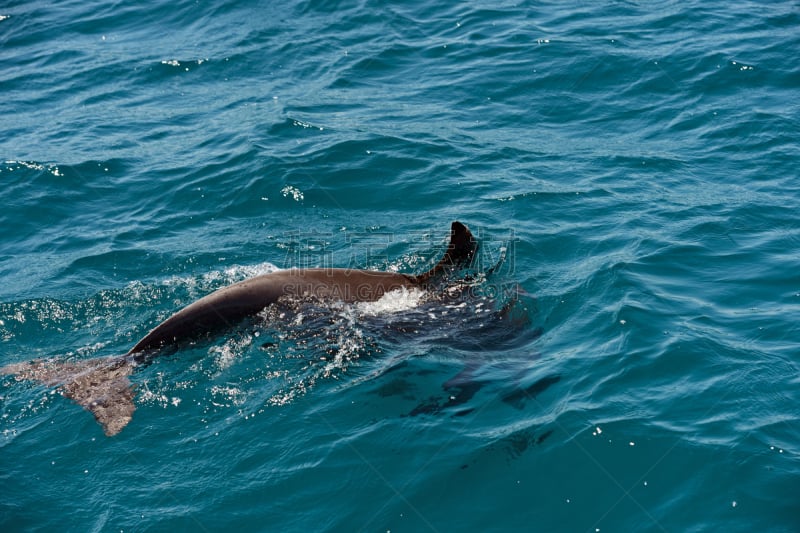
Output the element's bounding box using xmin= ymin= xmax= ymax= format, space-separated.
xmin=161 ymin=262 xmax=279 ymax=290
xmin=209 ymin=334 xmax=253 ymax=370
xmin=209 ymin=385 xmax=246 ymax=407
xmin=356 ymin=287 xmax=426 ymax=316
xmin=280 ymin=185 xmax=304 ymax=201
xmin=204 ymin=262 xmax=280 ymax=284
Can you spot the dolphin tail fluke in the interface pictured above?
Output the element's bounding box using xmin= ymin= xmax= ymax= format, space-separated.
xmin=1 ymin=356 xmax=136 ymax=436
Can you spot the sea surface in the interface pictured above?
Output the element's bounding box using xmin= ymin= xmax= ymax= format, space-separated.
xmin=1 ymin=1 xmax=798 ymax=531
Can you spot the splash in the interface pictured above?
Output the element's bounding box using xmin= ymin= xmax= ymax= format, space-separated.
xmin=356 ymin=287 xmax=427 ymax=315
xmin=280 ymin=185 xmax=304 ymax=201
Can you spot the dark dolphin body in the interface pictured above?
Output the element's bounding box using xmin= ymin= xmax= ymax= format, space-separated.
xmin=1 ymin=222 xmax=476 ymax=436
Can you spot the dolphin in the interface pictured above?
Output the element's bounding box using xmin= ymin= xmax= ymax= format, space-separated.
xmin=1 ymin=221 xmax=476 ymax=436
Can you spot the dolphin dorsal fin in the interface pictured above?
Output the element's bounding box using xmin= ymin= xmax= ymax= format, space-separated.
xmin=415 ymin=221 xmax=476 ymax=284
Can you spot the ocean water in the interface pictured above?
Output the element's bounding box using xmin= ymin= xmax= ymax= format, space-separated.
xmin=1 ymin=0 xmax=799 ymax=531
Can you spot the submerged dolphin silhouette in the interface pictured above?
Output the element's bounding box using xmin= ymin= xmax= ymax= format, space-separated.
xmin=1 ymin=222 xmax=476 ymax=436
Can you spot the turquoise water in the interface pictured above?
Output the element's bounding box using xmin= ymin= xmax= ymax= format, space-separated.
xmin=2 ymin=1 xmax=799 ymax=531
